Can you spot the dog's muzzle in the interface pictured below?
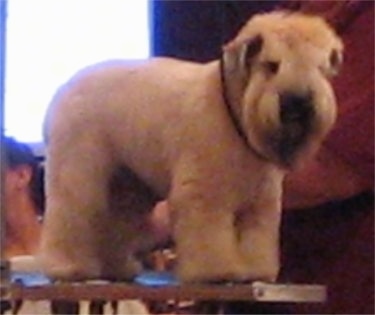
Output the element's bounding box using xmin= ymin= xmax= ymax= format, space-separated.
xmin=279 ymin=92 xmax=314 ymax=125
xmin=275 ymin=92 xmax=315 ymax=164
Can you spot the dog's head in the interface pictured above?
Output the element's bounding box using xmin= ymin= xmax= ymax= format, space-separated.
xmin=222 ymin=11 xmax=343 ymax=168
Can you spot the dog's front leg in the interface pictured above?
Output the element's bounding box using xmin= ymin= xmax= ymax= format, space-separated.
xmin=169 ymin=181 xmax=250 ymax=283
xmin=236 ymin=182 xmax=283 ymax=282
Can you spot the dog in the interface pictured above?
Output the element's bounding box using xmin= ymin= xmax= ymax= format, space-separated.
xmin=39 ymin=11 xmax=343 ymax=283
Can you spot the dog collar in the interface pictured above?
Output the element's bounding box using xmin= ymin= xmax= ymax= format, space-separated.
xmin=219 ymin=56 xmax=270 ymax=163
xmin=219 ymin=56 xmax=249 ymax=145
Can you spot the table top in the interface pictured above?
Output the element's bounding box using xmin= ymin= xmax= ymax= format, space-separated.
xmin=1 ymin=271 xmax=327 ymax=303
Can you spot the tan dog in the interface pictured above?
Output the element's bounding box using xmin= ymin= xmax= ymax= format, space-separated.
xmin=39 ymin=11 xmax=343 ymax=283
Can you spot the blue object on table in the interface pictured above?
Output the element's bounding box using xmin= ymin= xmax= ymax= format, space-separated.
xmin=134 ymin=271 xmax=180 ymax=287
xmin=10 ymin=270 xmax=180 ymax=287
xmin=11 ymin=272 xmax=51 ymax=287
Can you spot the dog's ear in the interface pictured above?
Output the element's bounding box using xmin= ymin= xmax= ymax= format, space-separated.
xmin=222 ymin=34 xmax=263 ymax=77
xmin=242 ymin=34 xmax=263 ymax=71
xmin=221 ymin=34 xmax=264 ymax=115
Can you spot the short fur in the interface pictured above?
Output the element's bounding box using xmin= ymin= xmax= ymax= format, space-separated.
xmin=39 ymin=11 xmax=343 ymax=282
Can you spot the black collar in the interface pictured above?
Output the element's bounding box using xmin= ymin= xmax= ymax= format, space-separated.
xmin=219 ymin=55 xmax=251 ymax=147
xmin=219 ymin=56 xmax=269 ymax=162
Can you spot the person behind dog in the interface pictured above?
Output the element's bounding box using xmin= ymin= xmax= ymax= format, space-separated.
xmin=0 ymin=137 xmax=47 ymax=315
xmin=280 ymin=0 xmax=373 ymax=210
xmin=2 ymin=136 xmax=44 ymax=259
xmin=280 ymin=2 xmax=374 ymax=314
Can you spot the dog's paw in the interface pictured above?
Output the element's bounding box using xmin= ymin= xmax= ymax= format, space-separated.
xmin=101 ymin=255 xmax=143 ymax=281
xmin=176 ymin=257 xmax=250 ymax=283
xmin=39 ymin=257 xmax=102 ymax=281
xmin=176 ymin=254 xmax=279 ymax=283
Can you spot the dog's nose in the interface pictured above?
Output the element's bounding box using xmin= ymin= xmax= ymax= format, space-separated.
xmin=279 ymin=93 xmax=314 ymax=123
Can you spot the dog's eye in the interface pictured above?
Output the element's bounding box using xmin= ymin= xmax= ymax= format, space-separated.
xmin=264 ymin=61 xmax=279 ymax=75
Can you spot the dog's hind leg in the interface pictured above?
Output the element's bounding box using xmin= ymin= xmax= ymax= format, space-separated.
xmin=41 ymin=140 xmax=159 ymax=281
xmin=40 ymin=133 xmax=116 ymax=281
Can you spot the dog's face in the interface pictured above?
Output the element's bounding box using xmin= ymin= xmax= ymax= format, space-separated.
xmin=223 ymin=12 xmax=343 ymax=168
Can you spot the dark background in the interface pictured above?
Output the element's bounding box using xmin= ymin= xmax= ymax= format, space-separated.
xmin=152 ymin=0 xmax=279 ymax=61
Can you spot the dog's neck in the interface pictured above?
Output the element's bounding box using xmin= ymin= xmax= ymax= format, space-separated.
xmin=219 ymin=56 xmax=248 ymax=145
xmin=219 ymin=56 xmax=268 ymax=162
